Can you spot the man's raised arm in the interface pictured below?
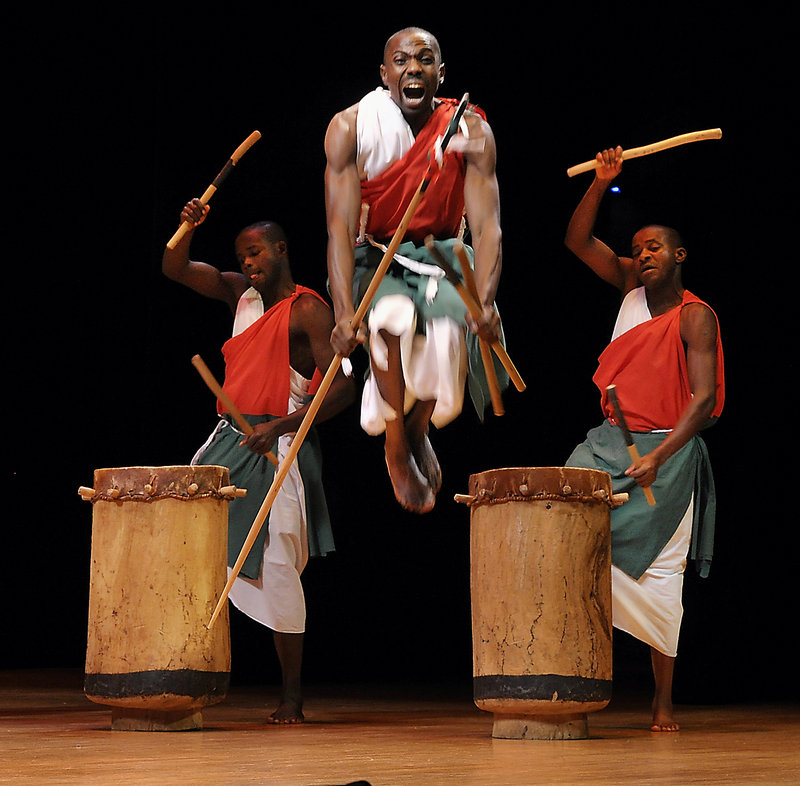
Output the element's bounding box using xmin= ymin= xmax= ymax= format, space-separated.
xmin=564 ymin=146 xmax=637 ymax=293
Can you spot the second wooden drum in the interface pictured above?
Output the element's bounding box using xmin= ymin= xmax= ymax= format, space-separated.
xmin=464 ymin=466 xmax=620 ymax=740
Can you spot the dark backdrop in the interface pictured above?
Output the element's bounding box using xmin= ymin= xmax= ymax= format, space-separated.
xmin=7 ymin=8 xmax=795 ymax=705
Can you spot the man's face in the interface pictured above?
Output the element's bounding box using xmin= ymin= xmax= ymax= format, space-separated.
xmin=380 ymin=30 xmax=444 ymax=124
xmin=631 ymin=227 xmax=685 ymax=288
xmin=235 ymin=229 xmax=285 ymax=293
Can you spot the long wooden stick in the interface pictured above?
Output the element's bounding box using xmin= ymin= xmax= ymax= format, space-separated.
xmin=428 ymin=238 xmax=504 ymax=415
xmin=191 ymin=354 xmax=279 ymax=467
xmin=452 ymin=278 xmax=526 ymax=392
xmin=207 ymin=96 xmax=474 ymax=628
xmin=206 ymin=171 xmax=435 ymax=630
xmin=453 ymin=240 xmax=505 ymax=414
xmin=566 ymin=128 xmax=722 ymax=178
xmin=606 ymin=384 xmax=656 ymax=506
xmin=207 ymin=95 xmax=475 ymax=628
xmin=166 ymin=130 xmax=262 ymax=249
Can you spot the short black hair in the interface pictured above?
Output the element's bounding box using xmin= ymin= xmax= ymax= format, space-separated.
xmin=240 ymin=221 xmax=287 ymax=246
xmin=635 ymin=224 xmax=684 ymax=249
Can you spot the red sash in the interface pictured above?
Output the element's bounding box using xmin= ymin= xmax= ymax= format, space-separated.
xmin=592 ymin=290 xmax=725 ymax=432
xmin=361 ymin=98 xmax=483 ymax=243
xmin=219 ymin=286 xmax=325 ymax=417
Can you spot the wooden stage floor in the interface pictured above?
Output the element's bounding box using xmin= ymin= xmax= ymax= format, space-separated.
xmin=1 ymin=670 xmax=797 ymax=785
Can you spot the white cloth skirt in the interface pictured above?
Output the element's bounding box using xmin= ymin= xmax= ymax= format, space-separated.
xmin=611 ymin=496 xmax=693 ymax=657
xmin=193 ymin=369 xmax=311 ymax=634
xmin=226 ymin=427 xmax=309 ymax=634
xmin=360 ymin=294 xmax=467 ymax=435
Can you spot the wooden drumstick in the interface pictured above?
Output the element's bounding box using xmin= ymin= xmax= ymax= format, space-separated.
xmin=207 ymin=95 xmax=474 ymax=630
xmin=191 ymin=354 xmax=279 ymax=467
xmin=206 ymin=144 xmax=449 ymax=630
xmin=425 ymin=238 xmax=526 ymax=393
xmin=430 ymin=238 xmax=504 ymax=415
xmin=454 ymin=240 xmax=504 ymax=415
xmin=166 ymin=130 xmax=262 ymax=249
xmin=567 ymin=128 xmax=722 ymax=177
xmin=606 ymin=384 xmax=656 ymax=506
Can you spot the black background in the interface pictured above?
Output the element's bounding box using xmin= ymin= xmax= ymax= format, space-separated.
xmin=7 ymin=7 xmax=796 ymax=706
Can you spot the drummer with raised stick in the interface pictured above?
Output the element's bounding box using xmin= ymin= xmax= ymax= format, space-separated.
xmin=162 ymin=189 xmax=355 ymax=725
xmin=563 ymin=142 xmax=725 ymax=732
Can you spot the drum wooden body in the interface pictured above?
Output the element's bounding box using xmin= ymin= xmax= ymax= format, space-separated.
xmin=466 ymin=467 xmax=615 ymax=740
xmin=82 ymin=466 xmax=236 ymax=731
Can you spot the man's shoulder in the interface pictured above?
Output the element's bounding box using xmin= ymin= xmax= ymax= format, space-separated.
xmin=681 ymin=291 xmax=718 ymax=318
xmin=290 ymin=288 xmax=331 ymax=318
xmin=329 ymin=102 xmax=359 ymax=131
xmin=325 ymin=103 xmax=359 ymax=162
xmin=679 ymin=295 xmax=719 ymax=344
xmin=463 ymin=110 xmax=491 ymax=138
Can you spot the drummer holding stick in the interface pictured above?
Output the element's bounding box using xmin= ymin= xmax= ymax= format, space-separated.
xmin=162 ymin=199 xmax=355 ymax=724
xmin=563 ymin=144 xmax=725 ymax=732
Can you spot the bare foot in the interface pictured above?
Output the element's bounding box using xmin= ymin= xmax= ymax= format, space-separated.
xmin=268 ymin=699 xmax=305 ymax=724
xmin=405 ymin=401 xmax=441 ymax=494
xmin=651 ymin=701 xmax=679 ymax=732
xmin=649 ymin=649 xmax=678 ymax=731
xmin=385 ymin=445 xmax=435 ymax=514
xmin=410 ymin=432 xmax=442 ymax=494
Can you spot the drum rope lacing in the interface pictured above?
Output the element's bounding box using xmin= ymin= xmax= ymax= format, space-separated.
xmin=80 ymin=473 xmax=243 ymax=503
xmin=464 ymin=485 xmax=618 ymax=510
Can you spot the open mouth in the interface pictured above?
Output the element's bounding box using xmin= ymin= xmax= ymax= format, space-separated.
xmin=403 ymin=83 xmax=425 ymax=102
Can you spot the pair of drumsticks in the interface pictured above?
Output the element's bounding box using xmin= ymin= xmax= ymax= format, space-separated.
xmin=424 ymin=236 xmax=524 ymax=416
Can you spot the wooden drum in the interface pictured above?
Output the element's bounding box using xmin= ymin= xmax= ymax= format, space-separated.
xmin=79 ymin=466 xmax=244 ymax=731
xmin=459 ymin=466 xmax=625 ymax=740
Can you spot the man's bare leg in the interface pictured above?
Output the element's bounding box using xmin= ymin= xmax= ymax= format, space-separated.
xmin=269 ymin=631 xmax=304 ymax=724
xmin=650 ymin=647 xmax=679 ymax=732
xmin=373 ymin=330 xmax=435 ymax=513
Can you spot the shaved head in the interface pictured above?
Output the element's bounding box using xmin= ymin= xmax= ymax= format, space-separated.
xmin=383 ymin=27 xmax=442 ymax=64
